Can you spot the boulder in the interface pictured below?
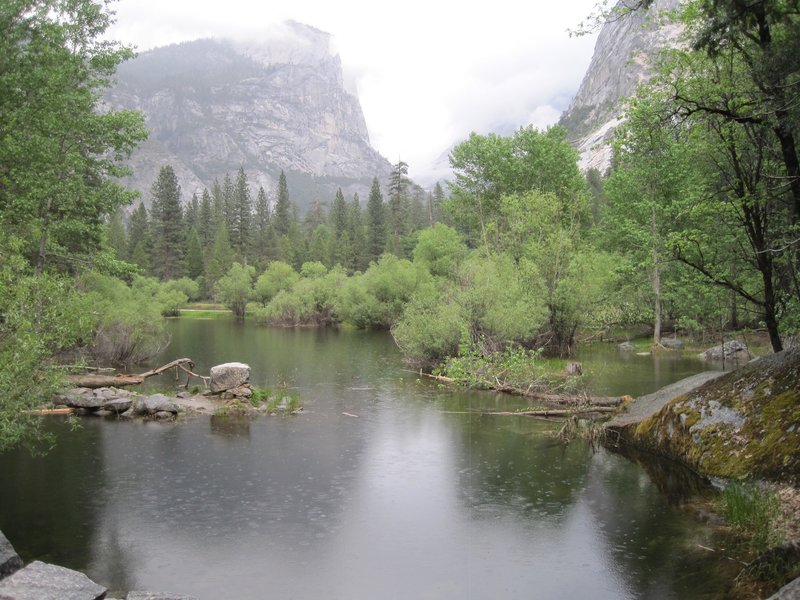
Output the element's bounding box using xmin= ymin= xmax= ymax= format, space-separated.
xmin=768 ymin=575 xmax=800 ymax=599
xmin=0 ymin=530 xmax=23 ymax=580
xmin=103 ymin=398 xmax=133 ymax=414
xmin=221 ymin=385 xmax=253 ymax=400
xmin=617 ymin=342 xmax=635 ymax=352
xmin=209 ymin=362 xmax=251 ymax=393
xmin=0 ymin=560 xmax=106 ymax=600
xmin=133 ymin=394 xmax=179 ymax=416
xmin=700 ymin=340 xmax=752 ymax=362
xmin=660 ymin=337 xmax=684 ymax=350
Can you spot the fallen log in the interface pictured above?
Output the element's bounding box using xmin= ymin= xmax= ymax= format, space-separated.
xmin=416 ymin=370 xmax=625 ymax=407
xmin=67 ymin=358 xmax=209 ymax=389
xmin=24 ymin=407 xmax=75 ymax=415
xmin=485 ymin=407 xmax=617 ymax=417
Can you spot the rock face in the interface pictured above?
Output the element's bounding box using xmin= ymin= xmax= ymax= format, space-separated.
xmin=559 ymin=0 xmax=682 ymax=172
xmin=107 ymin=22 xmax=392 ymax=211
xmin=209 ymin=362 xmax=251 ymax=393
xmin=607 ymin=347 xmax=800 ymax=483
xmin=0 ymin=560 xmax=106 ymax=600
xmin=0 ymin=530 xmax=23 ymax=579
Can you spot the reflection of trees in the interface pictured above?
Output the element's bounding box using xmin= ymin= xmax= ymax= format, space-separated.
xmin=451 ymin=412 xmax=593 ymax=520
xmin=582 ymin=450 xmax=742 ymax=599
xmin=0 ymin=418 xmax=105 ymax=571
xmin=210 ymin=415 xmax=251 ymax=437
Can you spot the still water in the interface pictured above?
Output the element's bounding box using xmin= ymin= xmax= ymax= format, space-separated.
xmin=0 ymin=320 xmax=742 ymax=599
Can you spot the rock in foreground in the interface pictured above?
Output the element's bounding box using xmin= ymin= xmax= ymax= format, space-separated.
xmin=209 ymin=362 xmax=251 ymax=393
xmin=0 ymin=560 xmax=106 ymax=600
xmin=607 ymin=347 xmax=800 ymax=483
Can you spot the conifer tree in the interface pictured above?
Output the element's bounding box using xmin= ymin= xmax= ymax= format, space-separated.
xmin=388 ymin=160 xmax=410 ymax=252
xmin=184 ymin=228 xmax=205 ymax=280
xmin=230 ymin=167 xmax=252 ymax=261
xmin=127 ymin=201 xmax=151 ymax=273
xmin=273 ymin=170 xmax=292 ymax=236
xmin=366 ymin=177 xmax=386 ymax=263
xmin=349 ymin=193 xmax=367 ymax=272
xmin=199 ymin=189 xmax=214 ymax=247
xmin=150 ymin=164 xmax=184 ymax=280
xmin=253 ymin=186 xmax=272 ymax=265
xmin=106 ymin=209 xmax=128 ymax=260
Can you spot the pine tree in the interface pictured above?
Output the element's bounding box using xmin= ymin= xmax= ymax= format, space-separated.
xmin=127 ymin=202 xmax=151 ymax=273
xmin=199 ymin=188 xmax=214 ymax=247
xmin=184 ymin=228 xmax=205 ymax=280
xmin=222 ymin=172 xmax=235 ymax=233
xmin=349 ymin=193 xmax=367 ymax=272
xmin=230 ymin=167 xmax=252 ymax=261
xmin=331 ymin=188 xmax=349 ymax=238
xmin=273 ymin=170 xmax=292 ymax=236
xmin=366 ymin=177 xmax=386 ymax=263
xmin=388 ymin=160 xmax=410 ymax=250
xmin=185 ymin=192 xmax=200 ymax=232
xmin=431 ymin=181 xmax=445 ymax=224
xmin=106 ymin=209 xmax=127 ymax=260
xmin=150 ymin=165 xmax=184 ymax=280
xmin=253 ymin=186 xmax=271 ymax=265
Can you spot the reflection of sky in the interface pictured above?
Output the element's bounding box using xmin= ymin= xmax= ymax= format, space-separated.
xmin=38 ymin=323 xmax=734 ymax=599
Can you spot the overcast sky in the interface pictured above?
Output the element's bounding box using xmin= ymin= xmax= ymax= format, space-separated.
xmin=107 ymin=0 xmax=600 ymax=184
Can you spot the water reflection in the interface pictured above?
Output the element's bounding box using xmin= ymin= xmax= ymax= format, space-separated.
xmin=0 ymin=322 xmax=743 ymax=599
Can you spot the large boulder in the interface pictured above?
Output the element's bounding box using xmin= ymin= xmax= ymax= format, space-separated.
xmin=133 ymin=394 xmax=179 ymax=416
xmin=0 ymin=561 xmax=106 ymax=600
xmin=209 ymin=362 xmax=251 ymax=393
xmin=0 ymin=530 xmax=23 ymax=580
xmin=700 ymin=339 xmax=752 ymax=362
xmin=607 ymin=347 xmax=800 ymax=483
xmin=660 ymin=337 xmax=684 ymax=350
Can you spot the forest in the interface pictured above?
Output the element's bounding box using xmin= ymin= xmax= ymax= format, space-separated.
xmin=1 ymin=0 xmax=798 ymax=450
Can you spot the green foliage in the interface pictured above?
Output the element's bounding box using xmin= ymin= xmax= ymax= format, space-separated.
xmin=0 ymin=254 xmax=98 ymax=450
xmin=79 ymin=273 xmax=170 ymax=364
xmin=163 ymin=277 xmax=200 ymax=302
xmin=254 ymin=266 xmax=345 ymax=326
xmin=720 ymin=483 xmax=785 ymax=551
xmin=412 ymin=223 xmax=467 ymax=278
xmin=214 ymin=262 xmax=255 ymax=319
xmin=337 ymin=255 xmax=426 ymax=329
xmin=0 ymin=0 xmax=148 ymax=271
xmin=253 ymin=261 xmax=299 ymax=305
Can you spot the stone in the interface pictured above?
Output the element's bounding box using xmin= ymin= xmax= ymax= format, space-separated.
xmin=564 ymin=362 xmax=583 ymax=376
xmin=103 ymin=398 xmax=133 ymax=414
xmin=660 ymin=337 xmax=684 ymax=350
xmin=768 ymin=575 xmax=800 ymax=599
xmin=133 ymin=394 xmax=179 ymax=416
xmin=209 ymin=362 xmax=251 ymax=393
xmin=0 ymin=530 xmax=23 ymax=580
xmin=126 ymin=592 xmax=199 ymax=600
xmin=176 ymin=391 xmax=191 ymax=399
xmin=65 ymin=391 xmax=105 ymax=410
xmin=700 ymin=340 xmax=752 ymax=362
xmin=153 ymin=411 xmax=175 ymax=420
xmin=0 ymin=561 xmax=106 ymax=600
xmin=617 ymin=342 xmax=635 ymax=352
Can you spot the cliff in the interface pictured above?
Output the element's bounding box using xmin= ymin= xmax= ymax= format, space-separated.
xmin=560 ymin=0 xmax=682 ymax=172
xmin=107 ymin=22 xmax=392 ymax=210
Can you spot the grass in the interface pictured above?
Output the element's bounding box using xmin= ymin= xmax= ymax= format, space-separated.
xmin=179 ymin=309 xmax=232 ymax=320
xmin=720 ymin=482 xmax=785 ymax=551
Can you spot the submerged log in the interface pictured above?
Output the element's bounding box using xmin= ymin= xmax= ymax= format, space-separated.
xmin=67 ymin=358 xmax=208 ymax=389
xmin=417 ymin=371 xmax=625 ymax=407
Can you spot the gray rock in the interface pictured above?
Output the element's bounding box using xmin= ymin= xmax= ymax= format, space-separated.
xmin=134 ymin=394 xmax=179 ymax=416
xmin=0 ymin=561 xmax=106 ymax=600
xmin=153 ymin=411 xmax=175 ymax=420
xmin=0 ymin=530 xmax=23 ymax=580
xmin=176 ymin=391 xmax=191 ymax=399
xmin=700 ymin=340 xmax=752 ymax=362
xmin=617 ymin=342 xmax=635 ymax=352
xmin=660 ymin=337 xmax=685 ymax=350
xmin=767 ymin=575 xmax=800 ymax=599
xmin=209 ymin=362 xmax=251 ymax=393
xmin=65 ymin=392 xmax=105 ymax=410
xmin=103 ymin=398 xmax=133 ymax=414
xmin=126 ymin=592 xmax=199 ymax=600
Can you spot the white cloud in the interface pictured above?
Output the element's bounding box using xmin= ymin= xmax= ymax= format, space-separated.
xmin=107 ymin=0 xmax=599 ymax=186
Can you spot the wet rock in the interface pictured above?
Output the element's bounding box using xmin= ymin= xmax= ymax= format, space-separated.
xmin=0 ymin=530 xmax=23 ymax=579
xmin=700 ymin=340 xmax=752 ymax=362
xmin=134 ymin=394 xmax=179 ymax=416
xmin=209 ymin=362 xmax=251 ymax=393
xmin=221 ymin=385 xmax=253 ymax=400
xmin=0 ymin=560 xmax=106 ymax=600
xmin=660 ymin=337 xmax=684 ymax=350
xmin=153 ymin=411 xmax=175 ymax=420
xmin=104 ymin=398 xmax=133 ymax=414
xmin=126 ymin=592 xmax=199 ymax=600
xmin=176 ymin=391 xmax=191 ymax=399
xmin=617 ymin=342 xmax=635 ymax=352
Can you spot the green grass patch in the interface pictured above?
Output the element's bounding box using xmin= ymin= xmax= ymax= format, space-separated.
xmin=719 ymin=483 xmax=785 ymax=551
xmin=179 ymin=309 xmax=232 ymax=319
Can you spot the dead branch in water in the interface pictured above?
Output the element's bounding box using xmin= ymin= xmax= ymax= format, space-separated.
xmin=67 ymin=358 xmax=210 ymax=389
xmin=416 ymin=370 xmax=625 ymax=407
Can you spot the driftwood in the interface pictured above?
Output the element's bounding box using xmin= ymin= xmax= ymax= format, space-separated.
xmin=417 ymin=371 xmax=625 ymax=407
xmin=24 ymin=407 xmax=75 ymax=415
xmin=67 ymin=358 xmax=209 ymax=390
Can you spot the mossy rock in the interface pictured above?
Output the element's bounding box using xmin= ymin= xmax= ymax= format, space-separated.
xmin=613 ymin=347 xmax=800 ymax=483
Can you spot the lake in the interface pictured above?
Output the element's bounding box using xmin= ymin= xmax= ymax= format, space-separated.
xmin=0 ymin=319 xmax=743 ymax=599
